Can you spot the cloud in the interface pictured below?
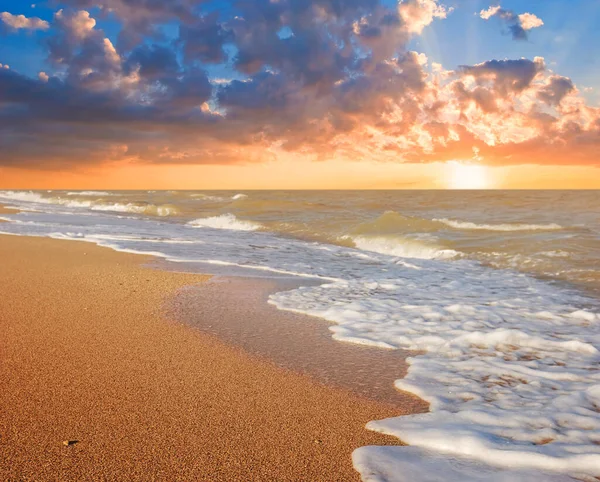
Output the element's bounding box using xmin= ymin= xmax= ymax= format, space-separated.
xmin=1 ymin=11 xmax=50 ymax=30
xmin=518 ymin=13 xmax=544 ymax=31
xmin=458 ymin=57 xmax=546 ymax=95
xmin=399 ymin=0 xmax=453 ymax=35
xmin=54 ymin=8 xmax=95 ymax=40
xmin=0 ymin=1 xmax=598 ymax=170
xmin=537 ymin=75 xmax=575 ymax=106
xmin=479 ymin=5 xmax=544 ymax=40
xmin=480 ymin=6 xmax=501 ymax=20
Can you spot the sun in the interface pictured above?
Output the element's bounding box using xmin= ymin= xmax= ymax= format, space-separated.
xmin=445 ymin=161 xmax=491 ymax=189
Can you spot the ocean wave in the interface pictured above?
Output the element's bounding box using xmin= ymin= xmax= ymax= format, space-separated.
xmin=90 ymin=203 xmax=179 ymax=217
xmin=66 ymin=191 xmax=114 ymax=196
xmin=436 ymin=218 xmax=563 ymax=232
xmin=351 ymin=211 xmax=564 ymax=236
xmin=228 ymin=197 xmax=315 ymax=212
xmin=88 ymin=234 xmax=203 ymax=245
xmin=190 ymin=193 xmax=227 ymax=201
xmin=271 ymin=272 xmax=600 ymax=481
xmin=352 ymin=211 xmax=442 ymax=235
xmin=187 ymin=214 xmax=262 ymax=231
xmin=0 ymin=191 xmax=179 ymax=217
xmin=0 ymin=190 xmax=48 ymax=204
xmin=349 ymin=235 xmax=458 ymax=260
xmin=189 ymin=193 xmax=248 ymax=202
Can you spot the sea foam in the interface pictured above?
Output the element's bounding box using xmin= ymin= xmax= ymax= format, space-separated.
xmin=0 ymin=191 xmax=179 ymax=217
xmin=436 ymin=218 xmax=564 ymax=231
xmin=188 ymin=214 xmax=262 ymax=231
xmin=350 ymin=235 xmax=458 ymax=260
xmin=66 ymin=191 xmax=113 ymax=196
xmin=270 ymin=267 xmax=600 ymax=480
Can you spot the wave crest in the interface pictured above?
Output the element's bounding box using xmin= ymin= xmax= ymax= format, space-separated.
xmin=67 ymin=191 xmax=113 ymax=196
xmin=350 ymin=235 xmax=458 ymax=260
xmin=188 ymin=214 xmax=262 ymax=231
xmin=0 ymin=191 xmax=179 ymax=217
xmin=91 ymin=203 xmax=180 ymax=217
xmin=436 ymin=218 xmax=563 ymax=232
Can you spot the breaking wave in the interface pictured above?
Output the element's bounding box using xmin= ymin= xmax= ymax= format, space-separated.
xmin=188 ymin=213 xmax=262 ymax=231
xmin=90 ymin=203 xmax=180 ymax=217
xmin=350 ymin=235 xmax=458 ymax=260
xmin=0 ymin=191 xmax=179 ymax=217
xmin=189 ymin=193 xmax=249 ymax=202
xmin=66 ymin=191 xmax=114 ymax=196
xmin=436 ymin=218 xmax=563 ymax=232
xmin=352 ymin=211 xmax=563 ymax=236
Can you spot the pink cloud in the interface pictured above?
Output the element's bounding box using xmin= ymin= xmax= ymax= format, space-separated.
xmin=0 ymin=11 xmax=49 ymax=30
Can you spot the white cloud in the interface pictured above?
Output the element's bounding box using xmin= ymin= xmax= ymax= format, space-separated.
xmin=399 ymin=0 xmax=453 ymax=35
xmin=0 ymin=11 xmax=49 ymax=30
xmin=518 ymin=12 xmax=544 ymax=30
xmin=479 ymin=6 xmax=501 ymax=20
xmin=55 ymin=9 xmax=96 ymax=40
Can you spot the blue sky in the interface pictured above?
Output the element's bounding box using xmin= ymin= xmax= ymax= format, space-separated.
xmin=2 ymin=0 xmax=598 ymax=105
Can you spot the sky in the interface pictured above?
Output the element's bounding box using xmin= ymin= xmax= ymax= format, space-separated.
xmin=0 ymin=0 xmax=599 ymax=189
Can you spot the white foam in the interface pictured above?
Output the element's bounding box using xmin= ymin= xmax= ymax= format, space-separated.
xmin=188 ymin=214 xmax=262 ymax=231
xmin=436 ymin=218 xmax=563 ymax=231
xmin=270 ymin=272 xmax=600 ymax=480
xmin=0 ymin=190 xmax=48 ymax=204
xmin=232 ymin=193 xmax=248 ymax=200
xmin=351 ymin=235 xmax=458 ymax=260
xmin=190 ymin=193 xmax=227 ymax=201
xmin=0 ymin=191 xmax=178 ymax=217
xmin=66 ymin=191 xmax=113 ymax=196
xmin=88 ymin=234 xmax=204 ymax=245
xmin=89 ymin=203 xmax=179 ymax=217
xmin=353 ymin=446 xmax=577 ymax=482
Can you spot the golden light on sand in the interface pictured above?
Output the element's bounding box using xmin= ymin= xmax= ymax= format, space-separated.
xmin=446 ymin=162 xmax=491 ymax=189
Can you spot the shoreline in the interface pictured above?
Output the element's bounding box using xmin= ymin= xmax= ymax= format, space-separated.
xmin=168 ymin=275 xmax=428 ymax=409
xmin=0 ymin=234 xmax=416 ymax=481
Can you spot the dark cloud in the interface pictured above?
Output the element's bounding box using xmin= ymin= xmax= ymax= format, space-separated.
xmin=178 ymin=13 xmax=231 ymax=64
xmin=52 ymin=0 xmax=201 ymax=49
xmin=537 ymin=76 xmax=575 ymax=106
xmin=458 ymin=58 xmax=545 ymax=95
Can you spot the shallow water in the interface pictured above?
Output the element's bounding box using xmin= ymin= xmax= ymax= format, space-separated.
xmin=1 ymin=190 xmax=598 ymax=295
xmin=167 ymin=275 xmax=426 ymax=409
xmin=0 ymin=189 xmax=599 ymax=481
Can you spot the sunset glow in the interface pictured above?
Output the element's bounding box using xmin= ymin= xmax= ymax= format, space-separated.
xmin=446 ymin=163 xmax=491 ymax=190
xmin=0 ymin=0 xmax=598 ymax=189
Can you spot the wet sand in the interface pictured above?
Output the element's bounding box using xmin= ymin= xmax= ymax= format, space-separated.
xmin=170 ymin=276 xmax=428 ymax=408
xmin=0 ymin=235 xmax=417 ymax=481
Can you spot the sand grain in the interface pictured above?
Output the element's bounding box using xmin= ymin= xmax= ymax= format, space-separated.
xmin=0 ymin=235 xmax=407 ymax=481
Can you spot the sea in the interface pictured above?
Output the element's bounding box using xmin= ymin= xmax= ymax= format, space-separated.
xmin=0 ymin=189 xmax=599 ymax=481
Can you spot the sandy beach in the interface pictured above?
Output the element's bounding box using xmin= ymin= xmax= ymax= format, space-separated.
xmin=0 ymin=234 xmax=410 ymax=481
